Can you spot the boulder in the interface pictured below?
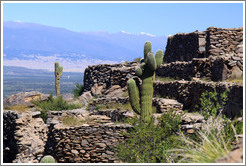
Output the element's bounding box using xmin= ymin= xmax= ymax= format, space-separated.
xmin=91 ymin=84 xmax=104 ymax=96
xmin=4 ymin=91 xmax=49 ymax=107
xmin=216 ymin=138 xmax=243 ymax=163
xmin=230 ymin=66 xmax=242 ymax=79
xmin=78 ymin=91 xmax=93 ymax=105
xmin=104 ymin=85 xmax=123 ymax=98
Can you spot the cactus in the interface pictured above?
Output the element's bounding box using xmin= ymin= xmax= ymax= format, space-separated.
xmin=127 ymin=41 xmax=164 ymax=122
xmin=55 ymin=62 xmax=63 ymax=96
xmin=40 ymin=155 xmax=56 ymax=163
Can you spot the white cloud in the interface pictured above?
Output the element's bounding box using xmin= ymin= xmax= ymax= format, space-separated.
xmin=121 ymin=30 xmax=156 ymax=37
xmin=140 ymin=32 xmax=156 ymax=37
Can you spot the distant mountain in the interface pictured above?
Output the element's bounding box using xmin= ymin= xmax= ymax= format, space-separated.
xmin=3 ymin=21 xmax=167 ymax=71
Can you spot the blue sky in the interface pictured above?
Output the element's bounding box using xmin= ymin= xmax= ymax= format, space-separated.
xmin=3 ymin=2 xmax=244 ymax=36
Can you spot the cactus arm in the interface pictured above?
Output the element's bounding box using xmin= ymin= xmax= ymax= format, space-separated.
xmin=144 ymin=41 xmax=152 ymax=63
xmin=155 ymin=49 xmax=164 ymax=68
xmin=135 ymin=67 xmax=143 ymax=77
xmin=127 ymin=78 xmax=141 ymax=115
xmin=146 ymin=52 xmax=157 ymax=71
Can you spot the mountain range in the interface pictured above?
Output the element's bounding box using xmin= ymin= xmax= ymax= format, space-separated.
xmin=3 ymin=21 xmax=167 ymax=72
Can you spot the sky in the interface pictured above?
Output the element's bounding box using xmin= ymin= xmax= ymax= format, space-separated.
xmin=2 ymin=2 xmax=244 ymax=36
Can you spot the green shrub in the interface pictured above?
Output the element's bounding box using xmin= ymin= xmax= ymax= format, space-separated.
xmin=199 ymin=89 xmax=228 ymax=120
xmin=73 ymin=83 xmax=84 ymax=98
xmin=116 ymin=111 xmax=182 ymax=163
xmin=32 ymin=92 xmax=82 ymax=122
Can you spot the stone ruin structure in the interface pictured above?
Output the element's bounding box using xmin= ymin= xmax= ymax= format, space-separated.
xmin=3 ymin=27 xmax=243 ymax=163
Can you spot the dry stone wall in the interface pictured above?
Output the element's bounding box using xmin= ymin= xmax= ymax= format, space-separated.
xmin=164 ymin=27 xmax=243 ymax=63
xmin=154 ymin=80 xmax=243 ymax=118
xmin=3 ymin=111 xmax=19 ymax=163
xmin=45 ymin=123 xmax=129 ymax=163
xmin=164 ymin=31 xmax=203 ymax=62
xmin=157 ymin=55 xmax=242 ymax=81
xmin=207 ymin=27 xmax=243 ymax=57
xmin=84 ymin=62 xmax=138 ymax=91
xmin=3 ymin=110 xmax=48 ymax=163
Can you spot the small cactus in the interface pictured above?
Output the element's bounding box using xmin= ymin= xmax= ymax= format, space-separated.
xmin=40 ymin=155 xmax=56 ymax=163
xmin=55 ymin=62 xmax=63 ymax=96
xmin=127 ymin=41 xmax=164 ymax=122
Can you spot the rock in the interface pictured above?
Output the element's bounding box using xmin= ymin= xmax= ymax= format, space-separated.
xmin=81 ymin=140 xmax=89 ymax=146
xmin=216 ymin=138 xmax=243 ymax=163
xmin=61 ymin=93 xmax=74 ymax=102
xmin=91 ymin=84 xmax=104 ymax=96
xmin=78 ymin=91 xmax=93 ymax=105
xmin=182 ymin=113 xmax=204 ymax=123
xmin=95 ymin=143 xmax=107 ymax=148
xmin=4 ymin=91 xmax=49 ymax=107
xmin=230 ymin=66 xmax=242 ymax=79
xmin=106 ymin=150 xmax=114 ymax=155
xmin=104 ymin=85 xmax=123 ymax=98
xmin=71 ymin=149 xmax=79 ymax=155
xmin=31 ymin=111 xmax=41 ymax=117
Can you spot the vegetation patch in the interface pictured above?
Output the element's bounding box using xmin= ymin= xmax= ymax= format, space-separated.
xmin=4 ymin=104 xmax=31 ymax=112
xmin=32 ymin=93 xmax=83 ymax=122
xmin=155 ymin=76 xmax=179 ymax=82
xmin=226 ymin=76 xmax=243 ymax=84
xmin=61 ymin=116 xmax=93 ymax=126
xmin=116 ymin=111 xmax=183 ymax=163
xmin=73 ymin=83 xmax=84 ymax=98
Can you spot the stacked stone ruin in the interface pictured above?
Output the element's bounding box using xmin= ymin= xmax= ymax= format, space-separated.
xmin=3 ymin=27 xmax=243 ymax=163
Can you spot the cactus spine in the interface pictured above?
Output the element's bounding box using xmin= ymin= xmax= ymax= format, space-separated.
xmin=55 ymin=62 xmax=63 ymax=96
xmin=127 ymin=41 xmax=164 ymax=122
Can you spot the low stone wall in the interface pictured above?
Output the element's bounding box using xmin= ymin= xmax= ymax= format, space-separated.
xmin=3 ymin=111 xmax=19 ymax=163
xmin=164 ymin=27 xmax=243 ymax=63
xmin=45 ymin=123 xmax=130 ymax=163
xmin=3 ymin=110 xmax=48 ymax=163
xmin=154 ymin=80 xmax=243 ymax=118
xmin=83 ymin=62 xmax=138 ymax=91
xmin=157 ymin=56 xmax=242 ymax=81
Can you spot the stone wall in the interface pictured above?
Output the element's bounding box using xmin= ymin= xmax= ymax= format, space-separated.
xmin=164 ymin=27 xmax=243 ymax=63
xmin=83 ymin=62 xmax=138 ymax=91
xmin=164 ymin=31 xmax=205 ymax=62
xmin=207 ymin=27 xmax=243 ymax=57
xmin=154 ymin=80 xmax=243 ymax=118
xmin=157 ymin=55 xmax=242 ymax=81
xmin=3 ymin=111 xmax=18 ymax=163
xmin=45 ymin=123 xmax=129 ymax=163
xmin=3 ymin=111 xmax=48 ymax=163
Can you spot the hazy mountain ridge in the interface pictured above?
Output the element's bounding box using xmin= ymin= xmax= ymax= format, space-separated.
xmin=3 ymin=21 xmax=167 ymax=63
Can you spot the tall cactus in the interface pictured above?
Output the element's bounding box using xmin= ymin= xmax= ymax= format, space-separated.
xmin=127 ymin=41 xmax=164 ymax=122
xmin=55 ymin=62 xmax=63 ymax=96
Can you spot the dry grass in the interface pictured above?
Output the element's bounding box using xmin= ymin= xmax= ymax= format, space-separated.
xmin=170 ymin=116 xmax=232 ymax=163
xmin=226 ymin=77 xmax=243 ymax=84
xmin=61 ymin=116 xmax=94 ymax=126
xmin=155 ymin=76 xmax=178 ymax=82
xmin=5 ymin=105 xmax=31 ymax=112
